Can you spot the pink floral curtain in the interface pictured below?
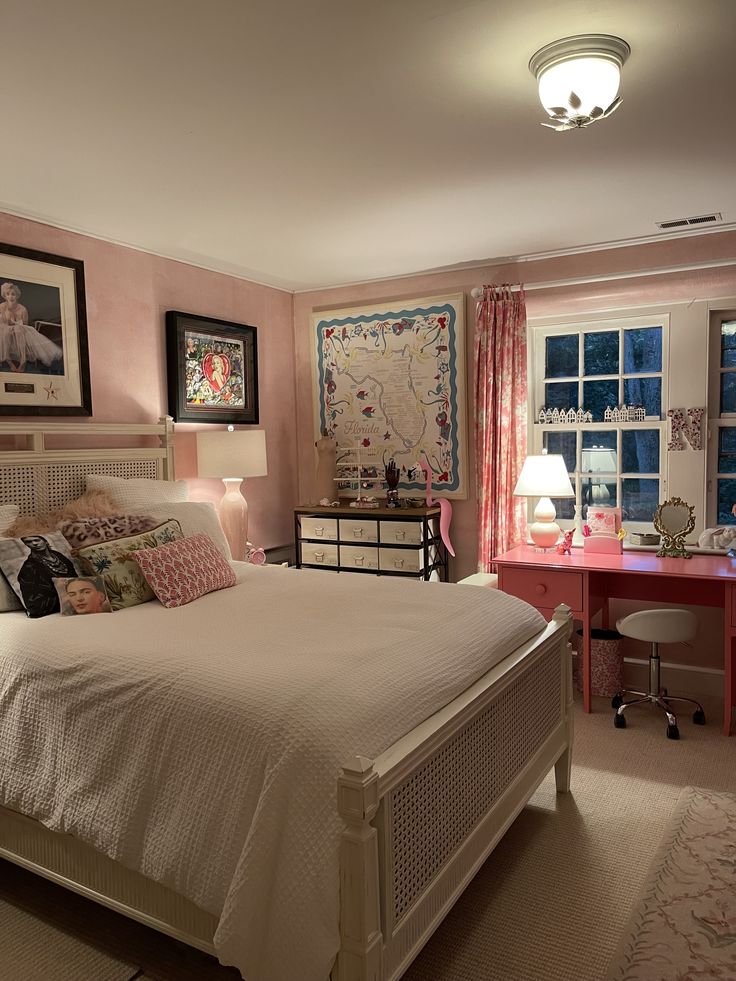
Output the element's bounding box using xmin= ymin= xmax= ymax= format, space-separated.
xmin=474 ymin=284 xmax=528 ymax=570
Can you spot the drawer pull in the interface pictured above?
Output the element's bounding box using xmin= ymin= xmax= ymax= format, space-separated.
xmin=355 ymin=555 xmax=365 ymax=566
xmin=394 ymin=558 xmax=405 ymax=569
xmin=535 ymin=583 xmax=547 ymax=595
xmin=353 ymin=528 xmax=363 ymax=538
xmin=395 ymin=529 xmax=406 ymax=541
xmin=314 ymin=526 xmax=324 ymax=537
xmin=314 ymin=551 xmax=325 ymax=563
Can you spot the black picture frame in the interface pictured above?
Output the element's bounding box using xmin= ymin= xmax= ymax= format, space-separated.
xmin=166 ymin=311 xmax=259 ymax=424
xmin=0 ymin=242 xmax=91 ymax=416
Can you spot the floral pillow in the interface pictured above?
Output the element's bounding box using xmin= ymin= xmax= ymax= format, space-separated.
xmin=58 ymin=513 xmax=160 ymax=552
xmin=132 ymin=533 xmax=236 ymax=608
xmin=76 ymin=519 xmax=183 ymax=610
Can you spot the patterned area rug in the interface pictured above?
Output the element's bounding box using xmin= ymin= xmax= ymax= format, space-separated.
xmin=607 ymin=786 xmax=736 ymax=980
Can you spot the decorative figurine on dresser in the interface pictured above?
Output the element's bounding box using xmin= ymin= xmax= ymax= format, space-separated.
xmin=385 ymin=458 xmax=401 ymax=508
xmin=314 ymin=432 xmax=337 ymax=505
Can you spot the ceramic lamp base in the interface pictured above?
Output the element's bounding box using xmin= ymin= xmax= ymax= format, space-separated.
xmin=218 ymin=478 xmax=248 ymax=561
xmin=529 ymin=496 xmax=561 ymax=550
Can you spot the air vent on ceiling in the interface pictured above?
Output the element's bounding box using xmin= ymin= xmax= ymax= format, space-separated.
xmin=656 ymin=212 xmax=722 ymax=230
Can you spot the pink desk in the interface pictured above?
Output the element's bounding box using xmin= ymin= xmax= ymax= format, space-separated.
xmin=493 ymin=546 xmax=736 ymax=736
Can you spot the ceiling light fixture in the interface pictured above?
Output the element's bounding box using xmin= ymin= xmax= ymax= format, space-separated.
xmin=529 ymin=34 xmax=630 ymax=132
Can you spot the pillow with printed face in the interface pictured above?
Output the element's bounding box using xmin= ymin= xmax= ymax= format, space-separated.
xmin=132 ymin=533 xmax=236 ymax=608
xmin=85 ymin=474 xmax=189 ymax=509
xmin=76 ymin=519 xmax=183 ymax=610
xmin=53 ymin=576 xmax=113 ymax=615
xmin=58 ymin=513 xmax=161 ymax=552
xmin=0 ymin=532 xmax=79 ymax=618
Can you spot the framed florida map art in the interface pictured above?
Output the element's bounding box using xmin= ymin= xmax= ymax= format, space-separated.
xmin=312 ymin=292 xmax=468 ymax=498
xmin=0 ymin=242 xmax=91 ymax=415
xmin=166 ymin=311 xmax=259 ymax=424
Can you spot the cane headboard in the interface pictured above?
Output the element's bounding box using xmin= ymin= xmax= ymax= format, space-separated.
xmin=0 ymin=417 xmax=175 ymax=516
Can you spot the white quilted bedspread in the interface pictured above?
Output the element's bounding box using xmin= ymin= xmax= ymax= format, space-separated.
xmin=0 ymin=564 xmax=545 ymax=981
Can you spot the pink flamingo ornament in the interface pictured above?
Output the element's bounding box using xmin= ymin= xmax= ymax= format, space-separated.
xmin=418 ymin=457 xmax=455 ymax=557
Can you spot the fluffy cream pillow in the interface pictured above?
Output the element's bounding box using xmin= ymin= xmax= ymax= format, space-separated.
xmin=129 ymin=501 xmax=231 ymax=559
xmin=86 ymin=474 xmax=189 ymax=509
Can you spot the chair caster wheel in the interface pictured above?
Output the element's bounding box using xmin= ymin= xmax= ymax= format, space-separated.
xmin=693 ymin=709 xmax=706 ymax=725
xmin=611 ymin=694 xmax=623 ymax=709
xmin=614 ymin=712 xmax=626 ymax=729
xmin=666 ymin=724 xmax=680 ymax=740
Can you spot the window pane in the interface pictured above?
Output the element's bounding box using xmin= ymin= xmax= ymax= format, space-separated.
xmin=722 ymin=321 xmax=736 ymax=369
xmin=717 ymin=479 xmax=736 ymax=524
xmin=545 ymin=381 xmax=579 ymax=411
xmin=583 ymin=379 xmax=619 ymax=421
xmin=622 ymin=430 xmax=660 ymax=474
xmin=718 ymin=427 xmax=736 ymax=474
xmin=624 ymin=377 xmax=661 ymax=418
xmin=722 ymin=372 xmax=736 ymax=414
xmin=543 ymin=430 xmax=577 ymax=473
xmin=584 ymin=331 xmax=619 ymax=376
xmin=583 ymin=481 xmax=617 ymax=511
xmin=622 ymin=478 xmax=659 ymax=522
xmin=555 ymin=497 xmax=575 ymax=520
xmin=545 ymin=335 xmax=578 ymax=378
xmin=624 ymin=327 xmax=662 ymax=374
xmin=581 ymin=431 xmax=617 ymax=473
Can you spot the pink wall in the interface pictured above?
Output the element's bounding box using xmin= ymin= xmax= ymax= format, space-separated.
xmin=293 ymin=230 xmax=736 ymax=582
xmin=0 ymin=212 xmax=298 ymax=549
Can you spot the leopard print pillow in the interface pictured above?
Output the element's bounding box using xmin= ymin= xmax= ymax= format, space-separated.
xmin=59 ymin=514 xmax=160 ymax=551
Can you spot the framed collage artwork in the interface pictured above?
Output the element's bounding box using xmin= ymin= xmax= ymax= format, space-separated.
xmin=166 ymin=311 xmax=259 ymax=424
xmin=0 ymin=242 xmax=91 ymax=415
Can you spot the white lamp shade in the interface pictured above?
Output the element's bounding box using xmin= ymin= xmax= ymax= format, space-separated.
xmin=513 ymin=455 xmax=574 ymax=498
xmin=581 ymin=447 xmax=617 ymax=473
xmin=538 ymin=56 xmax=620 ymax=119
xmin=197 ymin=430 xmax=268 ymax=479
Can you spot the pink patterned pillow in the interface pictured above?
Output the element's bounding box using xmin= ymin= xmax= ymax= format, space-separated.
xmin=131 ymin=533 xmax=235 ymax=608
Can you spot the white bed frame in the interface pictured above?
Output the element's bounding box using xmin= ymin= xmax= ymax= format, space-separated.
xmin=0 ymin=418 xmax=574 ymax=981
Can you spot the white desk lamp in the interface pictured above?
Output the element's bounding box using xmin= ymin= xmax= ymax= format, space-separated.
xmin=582 ymin=446 xmax=617 ymax=504
xmin=196 ymin=428 xmax=267 ymax=560
xmin=513 ymin=453 xmax=574 ymax=549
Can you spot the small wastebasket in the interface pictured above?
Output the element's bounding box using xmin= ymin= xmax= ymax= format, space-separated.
xmin=574 ymin=628 xmax=623 ymax=697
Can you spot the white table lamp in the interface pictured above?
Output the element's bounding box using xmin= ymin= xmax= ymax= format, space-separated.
xmin=513 ymin=453 xmax=574 ymax=549
xmin=197 ymin=428 xmax=267 ymax=560
xmin=582 ymin=446 xmax=617 ymax=504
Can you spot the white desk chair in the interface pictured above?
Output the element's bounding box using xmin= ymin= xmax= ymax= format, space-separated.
xmin=612 ymin=608 xmax=706 ymax=740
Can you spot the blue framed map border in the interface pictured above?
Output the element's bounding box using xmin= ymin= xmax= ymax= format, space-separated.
xmin=311 ymin=292 xmax=467 ymax=499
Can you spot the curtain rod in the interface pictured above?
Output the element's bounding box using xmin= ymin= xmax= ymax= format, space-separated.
xmin=470 ymin=257 xmax=736 ymax=299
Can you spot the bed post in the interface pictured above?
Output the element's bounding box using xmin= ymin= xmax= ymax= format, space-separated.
xmin=553 ymin=603 xmax=574 ymax=794
xmin=158 ymin=415 xmax=176 ymax=480
xmin=336 ymin=756 xmax=384 ymax=981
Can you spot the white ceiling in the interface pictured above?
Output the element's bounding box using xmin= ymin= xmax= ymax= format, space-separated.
xmin=3 ymin=0 xmax=735 ymax=291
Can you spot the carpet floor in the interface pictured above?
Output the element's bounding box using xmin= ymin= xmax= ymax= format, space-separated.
xmin=1 ymin=695 xmax=734 ymax=981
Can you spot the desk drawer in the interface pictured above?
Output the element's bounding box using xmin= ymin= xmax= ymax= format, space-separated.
xmin=300 ymin=517 xmax=338 ymax=541
xmin=300 ymin=543 xmax=338 ymax=566
xmin=340 ymin=518 xmax=378 ymax=543
xmin=501 ymin=567 xmax=583 ymax=611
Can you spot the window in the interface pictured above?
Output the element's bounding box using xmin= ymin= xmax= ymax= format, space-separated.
xmin=707 ymin=313 xmax=736 ymax=525
xmin=532 ymin=317 xmax=667 ymax=530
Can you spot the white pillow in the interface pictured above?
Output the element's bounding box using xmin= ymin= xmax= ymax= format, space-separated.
xmin=0 ymin=504 xmax=19 ymax=533
xmin=86 ymin=475 xmax=189 ymax=509
xmin=130 ymin=501 xmax=231 ymax=559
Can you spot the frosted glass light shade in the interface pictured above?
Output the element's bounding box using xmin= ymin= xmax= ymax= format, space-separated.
xmin=538 ymin=56 xmax=620 ymax=119
xmin=513 ymin=455 xmax=574 ymax=498
xmin=197 ymin=430 xmax=267 ymax=479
